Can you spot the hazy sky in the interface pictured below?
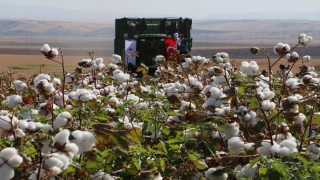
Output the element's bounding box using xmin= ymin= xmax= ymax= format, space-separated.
xmin=2 ymin=0 xmax=320 ymax=19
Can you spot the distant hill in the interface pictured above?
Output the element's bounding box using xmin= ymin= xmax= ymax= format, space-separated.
xmin=0 ymin=19 xmax=319 ymax=44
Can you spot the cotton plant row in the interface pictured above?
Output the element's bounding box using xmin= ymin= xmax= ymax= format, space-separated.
xmin=0 ymin=33 xmax=318 ymax=179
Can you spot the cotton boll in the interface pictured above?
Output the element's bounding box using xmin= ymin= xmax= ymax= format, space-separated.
xmin=53 ymin=129 xmax=70 ymax=145
xmin=91 ymin=171 xmax=115 ymax=180
xmin=44 ymin=157 xmax=63 ymax=169
xmin=205 ymin=167 xmax=228 ymax=180
xmin=64 ymin=143 xmax=79 ymax=157
xmin=0 ymin=163 xmax=15 ymax=180
xmin=51 ymin=153 xmax=70 ymax=170
xmin=110 ymin=54 xmax=122 ymax=64
xmin=310 ymin=153 xmax=319 ymax=160
xmin=210 ymin=87 xmax=223 ymax=99
xmin=54 ymin=112 xmax=72 ymax=128
xmin=224 ymin=122 xmax=239 ymax=140
xmin=0 ymin=147 xmax=18 ymax=160
xmin=8 ymin=94 xmax=23 ymax=108
xmin=303 ymin=55 xmax=311 ymax=62
xmin=51 ymin=48 xmax=59 ymax=56
xmin=270 ymin=142 xmax=281 ymax=155
xmin=41 ymin=44 xmax=50 ymax=53
xmin=240 ymin=164 xmax=258 ymax=178
xmin=71 ymin=130 xmax=96 ymax=155
xmin=257 ymin=141 xmax=272 ymax=155
xmin=243 ymin=143 xmax=255 ymax=151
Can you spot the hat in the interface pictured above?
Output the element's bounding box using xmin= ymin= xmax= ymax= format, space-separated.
xmin=174 ymin=33 xmax=178 ymax=38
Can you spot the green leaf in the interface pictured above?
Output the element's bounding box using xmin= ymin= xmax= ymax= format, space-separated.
xmin=167 ymin=139 xmax=180 ymax=144
xmin=259 ymin=166 xmax=268 ymax=176
xmin=131 ymin=158 xmax=141 ymax=170
xmin=250 ymin=97 xmax=259 ymax=109
xmin=204 ymin=141 xmax=216 ymax=156
xmin=86 ymin=159 xmax=99 ymax=169
xmin=312 ymin=114 xmax=320 ymax=125
xmin=160 ymin=140 xmax=168 ymax=155
xmin=273 ymin=160 xmax=290 ymax=179
xmin=311 ymin=165 xmax=320 ymax=171
xmin=248 ymin=156 xmax=262 ymax=168
xmin=268 ymin=169 xmax=281 ymax=180
xmin=188 ymin=152 xmax=208 ymax=170
xmin=253 ymin=121 xmax=265 ymax=133
xmin=162 ymin=128 xmax=170 ymax=136
xmin=109 ymin=135 xmax=129 ymax=150
xmin=296 ymin=155 xmax=309 ymax=165
xmin=159 ymin=158 xmax=165 ymax=172
xmin=212 ymin=168 xmax=233 ymax=176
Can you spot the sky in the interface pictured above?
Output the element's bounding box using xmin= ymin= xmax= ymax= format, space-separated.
xmin=1 ymin=0 xmax=320 ymax=20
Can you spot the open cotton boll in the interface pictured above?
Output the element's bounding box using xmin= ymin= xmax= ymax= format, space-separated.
xmin=7 ymin=94 xmax=23 ymax=108
xmin=0 ymin=163 xmax=15 ymax=180
xmin=91 ymin=171 xmax=115 ymax=180
xmin=52 ymin=77 xmax=61 ymax=86
xmin=53 ymin=129 xmax=70 ymax=145
xmin=205 ymin=167 xmax=228 ymax=180
xmin=0 ymin=115 xmax=19 ymax=137
xmin=257 ymin=141 xmax=272 ymax=155
xmin=13 ymin=80 xmax=27 ymax=91
xmin=54 ymin=112 xmax=72 ymax=128
xmin=210 ymin=87 xmax=223 ymax=99
xmin=299 ymin=33 xmax=313 ymax=47
xmin=54 ymin=92 xmax=68 ymax=107
xmin=51 ymin=153 xmax=70 ymax=170
xmin=274 ymin=42 xmax=290 ymax=55
xmin=41 ymin=44 xmax=51 ymax=53
xmin=34 ymin=74 xmax=51 ymax=86
xmin=303 ymin=55 xmax=311 ymax=62
xmin=71 ymin=130 xmax=96 ymax=155
xmin=110 ymin=54 xmax=122 ymax=64
xmin=180 ymin=101 xmax=196 ymax=111
xmin=51 ymin=48 xmax=59 ymax=56
xmin=239 ymin=164 xmax=258 ymax=178
xmin=44 ymin=156 xmax=63 ymax=169
xmin=243 ymin=143 xmax=255 ymax=151
xmin=224 ymin=122 xmax=239 ymax=140
xmin=0 ymin=147 xmax=19 ymax=161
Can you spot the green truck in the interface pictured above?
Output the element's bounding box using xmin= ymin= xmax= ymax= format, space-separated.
xmin=114 ymin=17 xmax=193 ymax=74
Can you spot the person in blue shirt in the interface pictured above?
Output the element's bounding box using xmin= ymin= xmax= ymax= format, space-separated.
xmin=178 ymin=34 xmax=188 ymax=55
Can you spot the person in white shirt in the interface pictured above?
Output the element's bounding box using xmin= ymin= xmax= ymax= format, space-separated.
xmin=174 ymin=33 xmax=181 ymax=50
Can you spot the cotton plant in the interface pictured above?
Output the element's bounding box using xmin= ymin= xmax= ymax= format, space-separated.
xmin=6 ymin=94 xmax=23 ymax=108
xmin=68 ymin=89 xmax=97 ymax=103
xmin=0 ymin=115 xmax=20 ymax=137
xmin=205 ymin=166 xmax=228 ymax=180
xmin=228 ymin=137 xmax=244 ymax=154
xmin=41 ymin=43 xmax=59 ymax=59
xmin=71 ymin=130 xmax=96 ymax=155
xmin=19 ymin=120 xmax=43 ymax=134
xmin=91 ymin=58 xmax=105 ymax=70
xmin=273 ymin=42 xmax=290 ymax=56
xmin=52 ymin=129 xmax=79 ymax=158
xmin=224 ymin=121 xmax=240 ymax=140
xmin=307 ymin=143 xmax=320 ymax=160
xmin=112 ymin=69 xmax=130 ymax=83
xmin=110 ymin=54 xmax=122 ymax=64
xmin=28 ymin=153 xmax=70 ymax=180
xmin=0 ymin=147 xmax=23 ymax=180
xmin=33 ymin=74 xmax=55 ymax=95
xmin=13 ymin=80 xmax=27 ymax=92
xmin=91 ymin=171 xmax=115 ymax=180
xmin=235 ymin=163 xmax=259 ymax=179
xmin=299 ymin=33 xmax=312 ymax=47
xmin=53 ymin=112 xmax=73 ymax=128
xmin=215 ymin=52 xmax=231 ymax=68
xmin=240 ymin=61 xmax=259 ymax=76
